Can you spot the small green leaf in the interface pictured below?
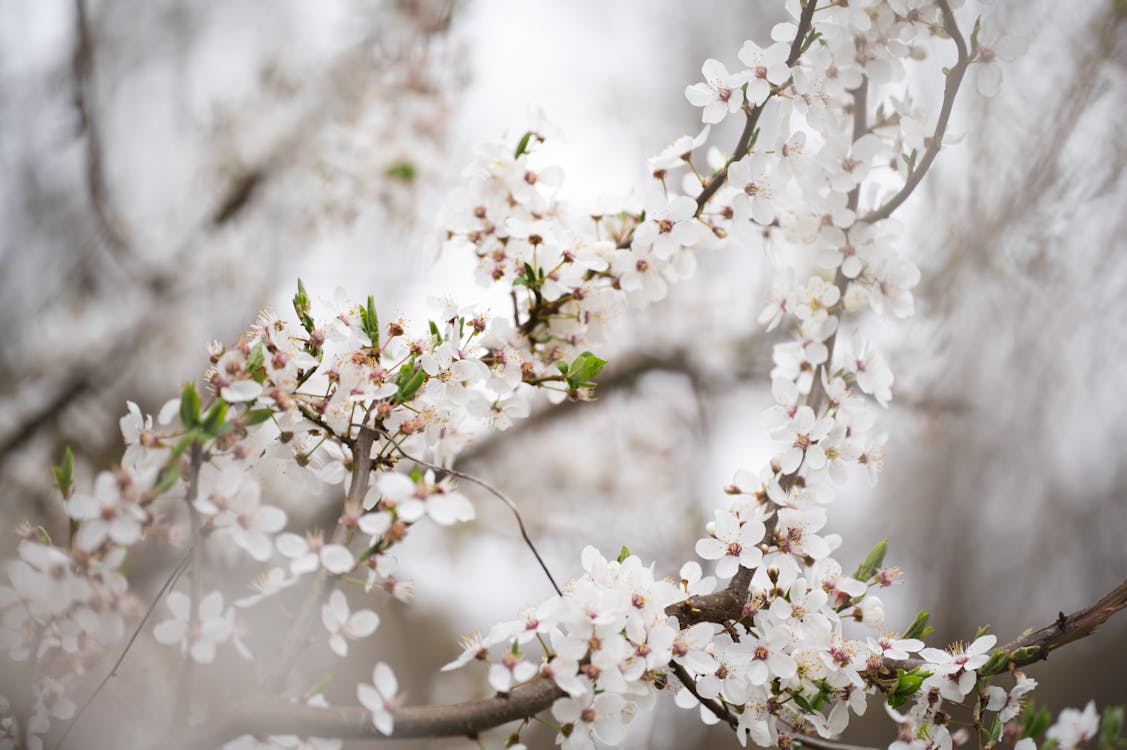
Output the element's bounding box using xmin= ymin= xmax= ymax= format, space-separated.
xmin=556 ymin=361 xmax=569 ymax=375
xmin=180 ymin=383 xmax=201 ymax=428
xmin=153 ymin=464 xmax=183 ymax=496
xmin=979 ymin=648 xmax=1011 ymax=675
xmin=975 ymin=624 xmax=992 ymax=638
xmin=293 ymin=278 xmax=315 ymax=334
xmin=1008 ymin=645 xmax=1042 ymax=665
xmin=888 ymin=667 xmax=931 ymax=709
xmin=201 ymin=400 xmax=229 ymax=437
xmin=243 ymin=408 xmax=275 ymax=427
xmin=987 ymin=715 xmax=1004 ymax=743
xmin=616 ymin=546 xmax=630 ymax=563
xmin=34 ymin=526 xmax=52 ymax=545
xmin=853 ymin=539 xmax=887 ymax=581
xmin=395 ymin=361 xmax=426 ymax=404
xmin=565 ymin=351 xmax=607 ymax=390
xmin=385 ymin=161 xmax=417 ymax=182
xmin=513 ymin=131 xmax=533 ymax=159
xmin=1021 ymin=702 xmax=1053 ymax=740
xmin=903 ymin=610 xmax=933 ymax=640
xmin=246 ymin=341 xmax=266 ymax=373
xmin=52 ymin=446 xmax=75 ymax=495
xmin=360 ymin=295 xmax=381 ymax=350
xmin=1099 ymin=706 xmax=1124 ymax=750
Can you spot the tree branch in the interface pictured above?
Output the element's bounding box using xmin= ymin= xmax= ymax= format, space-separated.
xmin=173 ymin=577 xmax=1127 ymax=747
xmin=173 ymin=676 xmax=565 ymax=750
xmin=695 ymin=0 xmax=818 ymax=212
xmin=861 ymin=0 xmax=970 ymax=223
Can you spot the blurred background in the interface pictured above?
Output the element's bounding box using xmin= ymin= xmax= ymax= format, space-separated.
xmin=0 ymin=0 xmax=1124 ymax=747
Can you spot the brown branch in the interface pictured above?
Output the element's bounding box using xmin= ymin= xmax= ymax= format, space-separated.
xmin=695 ymin=0 xmax=818 ymax=211
xmin=71 ymin=0 xmax=133 ymax=263
xmin=790 ymin=732 xmax=878 ymax=750
xmin=669 ymin=660 xmax=738 ymax=731
xmin=173 ymin=577 xmax=1127 ymax=748
xmin=861 ymin=0 xmax=970 ymax=224
xmin=173 ymin=675 xmax=564 ymax=750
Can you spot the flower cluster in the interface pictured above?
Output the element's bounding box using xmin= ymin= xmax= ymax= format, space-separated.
xmin=0 ymin=2 xmax=1114 ymax=750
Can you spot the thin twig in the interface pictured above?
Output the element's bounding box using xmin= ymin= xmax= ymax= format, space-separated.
xmin=669 ymin=660 xmax=737 ymax=730
xmin=694 ymin=0 xmax=818 ymax=212
xmin=55 ymin=545 xmax=193 ymax=750
xmin=381 ymin=429 xmax=562 ymax=596
xmin=861 ymin=0 xmax=970 ymax=223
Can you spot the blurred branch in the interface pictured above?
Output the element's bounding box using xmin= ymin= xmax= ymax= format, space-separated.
xmin=71 ymin=0 xmax=133 ymax=264
xmin=56 ymin=546 xmax=193 ymax=750
xmin=263 ymin=425 xmax=375 ymax=692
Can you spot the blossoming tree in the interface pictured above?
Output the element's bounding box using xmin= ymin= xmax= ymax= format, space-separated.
xmin=1 ymin=1 xmax=1124 ymax=750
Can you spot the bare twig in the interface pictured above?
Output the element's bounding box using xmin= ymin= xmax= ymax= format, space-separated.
xmin=669 ymin=660 xmax=738 ymax=730
xmin=382 ymin=429 xmax=562 ymax=596
xmin=174 ymin=675 xmax=564 ymax=750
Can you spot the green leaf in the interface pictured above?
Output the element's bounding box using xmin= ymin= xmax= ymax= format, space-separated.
xmin=888 ymin=667 xmax=931 ymax=709
xmin=1009 ymin=645 xmax=1041 ymax=664
xmin=979 ymin=648 xmax=1011 ymax=676
xmin=201 ymin=400 xmax=229 ymax=438
xmin=246 ymin=341 xmax=266 ymax=373
xmin=243 ymin=408 xmax=275 ymax=427
xmin=616 ymin=546 xmax=630 ymax=563
xmin=34 ymin=526 xmax=52 ymax=545
xmin=363 ymin=295 xmax=381 ymax=350
xmin=903 ymin=610 xmax=934 ymax=640
xmin=1100 ymin=706 xmax=1125 ymax=750
xmin=565 ymin=351 xmax=607 ymax=390
xmin=293 ymin=278 xmax=315 ymax=334
xmin=853 ymin=539 xmax=887 ymax=581
xmin=180 ymin=383 xmax=201 ymax=428
xmin=513 ymin=131 xmax=533 ymax=159
xmin=1021 ymin=702 xmax=1053 ymax=740
xmin=975 ymin=624 xmax=992 ymax=638
xmin=987 ymin=715 xmax=1003 ymax=744
xmin=52 ymin=446 xmax=75 ymax=495
xmin=556 ymin=361 xmax=569 ymax=375
xmin=385 ymin=161 xmax=417 ymax=182
xmin=153 ymin=464 xmax=183 ymax=496
xmin=395 ymin=360 xmax=426 ymax=404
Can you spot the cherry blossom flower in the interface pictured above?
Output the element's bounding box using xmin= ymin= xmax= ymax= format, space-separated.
xmin=1046 ymin=701 xmax=1100 ymax=750
xmin=685 ymin=59 xmax=747 ymax=124
xmin=695 ymin=510 xmax=765 ymax=578
xmin=153 ymin=591 xmax=234 ymax=664
xmin=321 ymin=590 xmax=379 ymax=657
xmin=357 ymin=662 xmax=399 ymax=736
